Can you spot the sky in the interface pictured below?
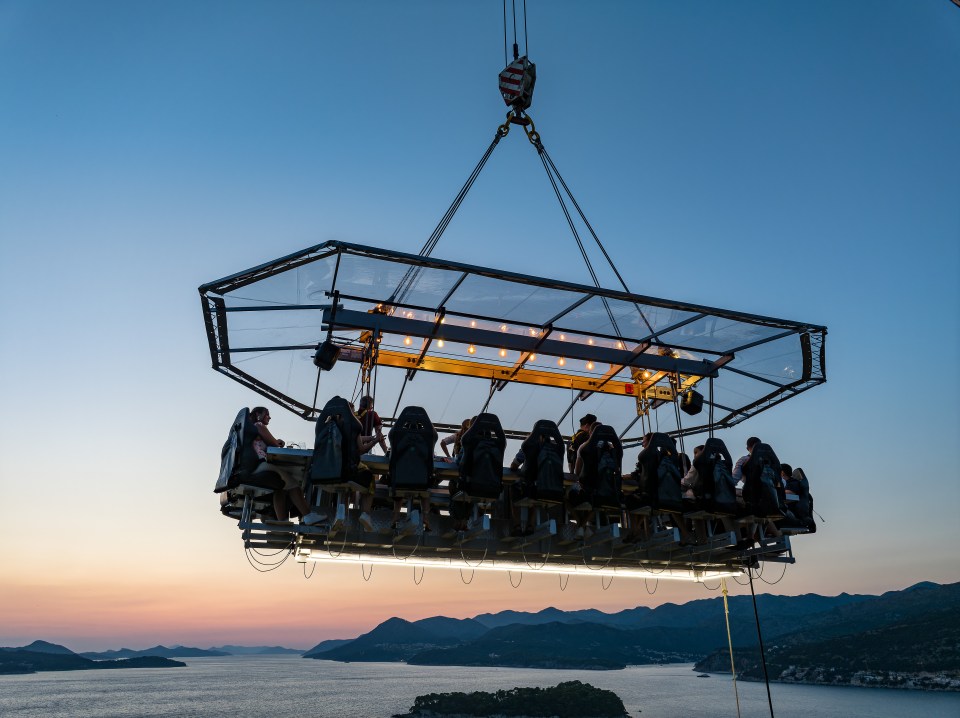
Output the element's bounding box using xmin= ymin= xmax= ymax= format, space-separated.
xmin=1 ymin=1 xmax=958 ymax=652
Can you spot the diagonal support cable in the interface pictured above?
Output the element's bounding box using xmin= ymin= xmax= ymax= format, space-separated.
xmin=391 ymin=126 xmax=509 ymax=308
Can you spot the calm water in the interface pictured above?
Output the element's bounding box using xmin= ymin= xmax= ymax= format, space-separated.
xmin=1 ymin=656 xmax=957 ymax=718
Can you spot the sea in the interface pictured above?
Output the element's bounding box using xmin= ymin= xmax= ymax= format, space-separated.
xmin=1 ymin=656 xmax=958 ymax=718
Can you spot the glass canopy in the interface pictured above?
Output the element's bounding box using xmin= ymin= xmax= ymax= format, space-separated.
xmin=200 ymin=241 xmax=826 ymax=443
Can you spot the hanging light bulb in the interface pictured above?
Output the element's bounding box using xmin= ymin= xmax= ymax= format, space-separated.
xmin=586 ymin=361 xmax=595 ymax=370
xmin=587 ymin=338 xmax=594 ymax=345
xmin=404 ymin=336 xmax=412 ymax=346
xmin=642 ymin=369 xmax=652 ymax=380
xmin=470 ymin=320 xmax=477 ymax=328
xmin=500 ymin=324 xmax=507 ymax=332
xmin=558 ymin=357 xmax=566 ymax=367
xmin=529 ymin=354 xmax=537 ymax=361
xmin=559 ymin=334 xmax=566 ymax=341
xmin=437 ymin=339 xmax=445 ymax=348
xmin=617 ymin=341 xmax=624 ymax=349
xmin=499 ymin=348 xmax=507 ymax=358
xmin=468 ymin=345 xmax=476 ymax=354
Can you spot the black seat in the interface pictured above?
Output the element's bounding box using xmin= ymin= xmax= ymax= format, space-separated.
xmin=519 ymin=420 xmax=566 ymax=504
xmin=786 ymin=467 xmax=816 ymax=532
xmin=694 ymin=437 xmax=740 ymax=516
xmin=388 ymin=406 xmax=437 ymax=494
xmin=577 ymin=425 xmax=623 ymax=511
xmin=741 ymin=442 xmax=784 ymax=518
xmin=458 ymin=413 xmax=506 ymax=500
xmin=309 ymin=396 xmax=363 ymax=486
xmin=214 ymin=408 xmax=284 ymax=494
xmin=634 ymin=432 xmax=683 ymax=513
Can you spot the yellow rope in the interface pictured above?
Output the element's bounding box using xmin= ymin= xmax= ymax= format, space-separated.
xmin=722 ymin=578 xmax=743 ymax=718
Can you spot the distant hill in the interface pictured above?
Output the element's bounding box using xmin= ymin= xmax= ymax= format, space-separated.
xmin=1 ymin=640 xmax=76 ymax=655
xmin=409 ymin=621 xmax=713 ymax=670
xmin=307 ymin=616 xmax=489 ymax=663
xmin=80 ymin=645 xmax=228 ymax=660
xmin=305 ymin=616 xmax=487 ymax=660
xmin=695 ymin=581 xmax=960 ymax=690
xmin=471 ymin=606 xmax=631 ymax=629
xmin=475 ymin=592 xmax=871 ymax=636
xmin=211 ymin=645 xmax=303 ymax=655
xmin=303 ymin=639 xmax=353 ymax=657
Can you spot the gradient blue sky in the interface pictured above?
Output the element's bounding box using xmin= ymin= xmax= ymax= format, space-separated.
xmin=1 ymin=1 xmax=958 ymax=651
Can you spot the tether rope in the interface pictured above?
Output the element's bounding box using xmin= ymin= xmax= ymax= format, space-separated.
xmin=721 ymin=578 xmax=743 ymax=718
xmin=749 ymin=569 xmax=776 ymax=718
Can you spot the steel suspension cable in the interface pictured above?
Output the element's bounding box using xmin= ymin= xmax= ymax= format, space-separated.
xmin=538 ymin=146 xmax=660 ymax=340
xmin=530 ymin=136 xmax=624 ymax=338
xmin=391 ymin=127 xmax=508 ymax=307
xmin=502 ymin=0 xmax=508 ymax=66
xmin=523 ymin=0 xmax=528 ymax=57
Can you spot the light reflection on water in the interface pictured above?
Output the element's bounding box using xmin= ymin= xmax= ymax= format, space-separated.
xmin=0 ymin=656 xmax=957 ymax=718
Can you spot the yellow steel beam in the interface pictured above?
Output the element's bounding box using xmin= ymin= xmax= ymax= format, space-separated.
xmin=346 ymin=348 xmax=638 ymax=397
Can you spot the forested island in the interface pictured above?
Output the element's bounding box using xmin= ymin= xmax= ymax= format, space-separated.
xmin=0 ymin=641 xmax=185 ymax=675
xmin=394 ymin=681 xmax=629 ymax=718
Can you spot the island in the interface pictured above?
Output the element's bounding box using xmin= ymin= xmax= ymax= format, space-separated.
xmin=394 ymin=681 xmax=629 ymax=718
xmin=0 ymin=644 xmax=186 ymax=676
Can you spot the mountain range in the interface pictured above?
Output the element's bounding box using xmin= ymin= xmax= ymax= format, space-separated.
xmin=304 ymin=581 xmax=960 ymax=690
xmin=9 ymin=582 xmax=958 ymax=689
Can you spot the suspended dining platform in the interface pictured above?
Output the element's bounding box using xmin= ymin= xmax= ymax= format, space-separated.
xmin=202 ymin=240 xmax=826 ymax=580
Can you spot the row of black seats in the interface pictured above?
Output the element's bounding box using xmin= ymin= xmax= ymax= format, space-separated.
xmin=309 ymin=397 xmax=517 ymax=501
xmin=629 ymin=433 xmax=815 ymax=530
xmin=214 ymin=398 xmax=572 ymax=509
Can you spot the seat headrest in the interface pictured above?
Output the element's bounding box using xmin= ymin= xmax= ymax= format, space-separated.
xmin=389 ymin=406 xmax=435 ymax=438
xmin=463 ymin=412 xmax=506 ymax=448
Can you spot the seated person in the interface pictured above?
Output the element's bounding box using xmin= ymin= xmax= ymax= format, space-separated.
xmin=778 ymin=462 xmax=792 ymax=508
xmin=570 ymin=421 xmax=622 ymax=539
xmin=440 ymin=417 xmax=472 ymax=463
xmin=355 ymin=396 xmax=389 ymax=530
xmin=566 ymin=414 xmax=596 ymax=472
xmin=357 ymin=395 xmax=389 ymax=453
xmin=733 ymin=436 xmax=761 ymax=486
xmin=569 ymin=418 xmax=600 ymax=521
xmin=247 ymin=406 xmax=324 ymax=525
xmin=681 ymin=445 xmax=704 ymax=499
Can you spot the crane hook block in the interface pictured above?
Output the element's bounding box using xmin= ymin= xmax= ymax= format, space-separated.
xmin=499 ymin=56 xmax=536 ymax=112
